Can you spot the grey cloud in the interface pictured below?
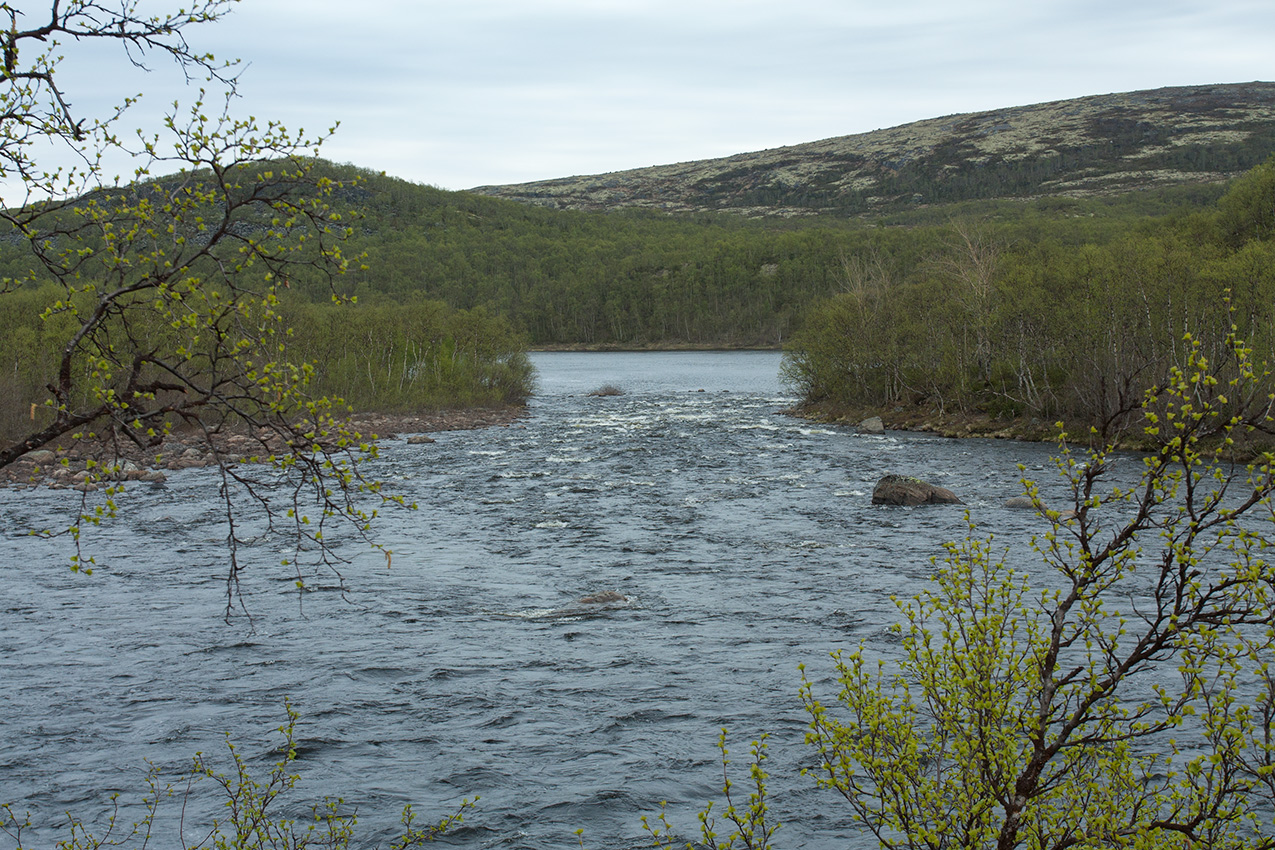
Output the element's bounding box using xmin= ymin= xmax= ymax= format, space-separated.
xmin=22 ymin=0 xmax=1275 ymax=190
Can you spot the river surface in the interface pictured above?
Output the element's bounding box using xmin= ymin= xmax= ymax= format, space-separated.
xmin=0 ymin=351 xmax=1079 ymax=849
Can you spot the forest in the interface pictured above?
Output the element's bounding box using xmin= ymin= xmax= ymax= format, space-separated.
xmin=782 ymin=156 xmax=1275 ymax=439
xmin=301 ymin=163 xmax=1234 ymax=355
xmin=2 ymin=153 xmax=1270 ymax=443
xmin=0 ymin=281 xmax=533 ymax=442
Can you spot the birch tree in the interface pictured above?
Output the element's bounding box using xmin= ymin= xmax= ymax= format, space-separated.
xmin=802 ymin=329 xmax=1275 ymax=849
xmin=0 ymin=1 xmax=400 ymax=614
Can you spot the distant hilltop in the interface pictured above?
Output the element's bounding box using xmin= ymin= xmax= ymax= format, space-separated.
xmin=471 ymin=82 xmax=1275 ymax=218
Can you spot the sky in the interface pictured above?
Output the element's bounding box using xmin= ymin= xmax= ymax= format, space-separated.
xmin=44 ymin=0 xmax=1275 ymax=191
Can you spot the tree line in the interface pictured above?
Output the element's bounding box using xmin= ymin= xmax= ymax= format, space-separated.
xmin=782 ymin=155 xmax=1275 ymax=438
xmin=0 ymin=283 xmax=533 ymax=443
xmin=3 ymin=150 xmax=1258 ymax=446
xmin=247 ymin=162 xmax=1231 ymax=352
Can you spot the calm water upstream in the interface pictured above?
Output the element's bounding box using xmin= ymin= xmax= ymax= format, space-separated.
xmin=1 ymin=351 xmax=1081 ymax=849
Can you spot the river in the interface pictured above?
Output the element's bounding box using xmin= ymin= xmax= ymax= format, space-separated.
xmin=0 ymin=351 xmax=1076 ymax=849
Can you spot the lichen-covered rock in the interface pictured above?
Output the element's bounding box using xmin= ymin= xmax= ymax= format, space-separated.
xmin=872 ymin=474 xmax=963 ymax=506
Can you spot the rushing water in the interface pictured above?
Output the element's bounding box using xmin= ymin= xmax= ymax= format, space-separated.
xmin=1 ymin=351 xmax=1079 ymax=849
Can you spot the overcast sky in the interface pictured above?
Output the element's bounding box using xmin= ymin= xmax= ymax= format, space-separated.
xmin=52 ymin=0 xmax=1275 ymax=191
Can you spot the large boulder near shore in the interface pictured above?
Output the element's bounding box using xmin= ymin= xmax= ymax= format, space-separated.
xmin=872 ymin=474 xmax=963 ymax=506
xmin=858 ymin=416 xmax=885 ymax=435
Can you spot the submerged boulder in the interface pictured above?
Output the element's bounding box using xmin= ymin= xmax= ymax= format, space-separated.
xmin=1005 ymin=496 xmax=1079 ymax=520
xmin=588 ymin=385 xmax=624 ymax=397
xmin=578 ymin=590 xmax=627 ymax=604
xmin=872 ymin=474 xmax=963 ymax=506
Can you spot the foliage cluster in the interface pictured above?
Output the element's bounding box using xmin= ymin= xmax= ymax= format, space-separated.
xmin=0 ymin=7 xmax=533 ymax=458
xmin=284 ymin=166 xmax=819 ymax=348
xmin=0 ymin=3 xmax=530 ymax=619
xmin=282 ymin=298 xmax=533 ymax=411
xmin=0 ymin=2 xmax=428 ymax=607
xmin=0 ymin=285 xmax=533 ymax=441
xmin=783 ymin=155 xmax=1275 ymax=435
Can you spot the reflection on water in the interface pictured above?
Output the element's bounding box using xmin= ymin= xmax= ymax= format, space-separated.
xmin=0 ymin=351 xmax=1072 ymax=849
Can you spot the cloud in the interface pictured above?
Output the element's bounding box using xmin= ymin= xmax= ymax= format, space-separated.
xmin=13 ymin=0 xmax=1275 ymax=193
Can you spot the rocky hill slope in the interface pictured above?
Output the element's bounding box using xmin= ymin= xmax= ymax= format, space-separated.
xmin=472 ymin=82 xmax=1275 ymax=217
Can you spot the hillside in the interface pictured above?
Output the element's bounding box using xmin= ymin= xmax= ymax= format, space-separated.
xmin=471 ymin=82 xmax=1275 ymax=217
xmin=5 ymin=78 xmax=1273 ymax=357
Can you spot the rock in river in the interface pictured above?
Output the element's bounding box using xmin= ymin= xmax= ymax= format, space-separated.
xmin=858 ymin=416 xmax=885 ymax=435
xmin=578 ymin=590 xmax=627 ymax=604
xmin=872 ymin=474 xmax=963 ymax=506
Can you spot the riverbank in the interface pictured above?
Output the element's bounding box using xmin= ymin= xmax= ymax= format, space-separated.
xmin=0 ymin=406 xmax=527 ymax=491
xmin=786 ymin=400 xmax=1275 ymax=459
xmin=785 ymin=400 xmax=1062 ymax=442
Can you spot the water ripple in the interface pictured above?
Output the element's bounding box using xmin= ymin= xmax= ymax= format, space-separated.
xmin=0 ymin=351 xmax=1071 ymax=849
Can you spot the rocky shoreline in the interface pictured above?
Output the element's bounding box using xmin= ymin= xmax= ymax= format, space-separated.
xmin=784 ymin=402 xmax=1062 ymax=443
xmin=0 ymin=407 xmax=527 ymax=491
xmin=788 ymin=402 xmax=1275 ymax=462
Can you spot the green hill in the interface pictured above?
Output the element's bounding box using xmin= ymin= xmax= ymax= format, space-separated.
xmin=6 ymin=83 xmax=1275 ymax=362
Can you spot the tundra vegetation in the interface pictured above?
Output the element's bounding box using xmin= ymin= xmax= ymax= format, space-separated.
xmin=474 ymin=83 xmax=1275 ymax=218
